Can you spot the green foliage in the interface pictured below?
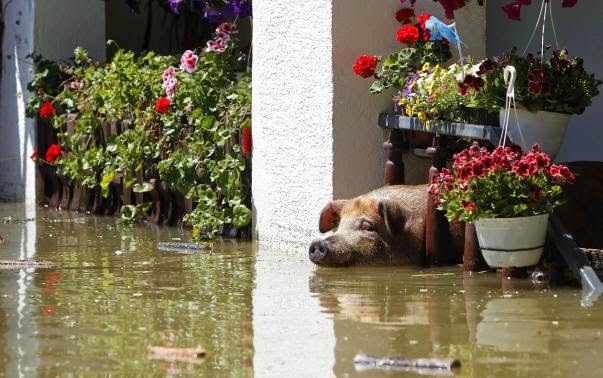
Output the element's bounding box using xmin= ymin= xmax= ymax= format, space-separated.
xmin=28 ymin=42 xmax=251 ymax=239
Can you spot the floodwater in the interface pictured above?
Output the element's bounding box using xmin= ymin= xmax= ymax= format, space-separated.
xmin=0 ymin=203 xmax=602 ymax=377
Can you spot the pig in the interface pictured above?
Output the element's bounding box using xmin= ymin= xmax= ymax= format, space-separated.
xmin=309 ymin=185 xmax=464 ymax=266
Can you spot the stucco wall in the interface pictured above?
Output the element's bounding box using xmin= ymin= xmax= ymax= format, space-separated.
xmin=252 ymin=0 xmax=334 ymax=245
xmin=252 ymin=0 xmax=485 ymax=245
xmin=0 ymin=0 xmax=36 ymax=201
xmin=34 ymin=0 xmax=106 ymax=61
xmin=487 ymin=1 xmax=603 ymax=162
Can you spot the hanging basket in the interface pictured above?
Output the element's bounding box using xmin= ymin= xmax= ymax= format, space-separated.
xmin=475 ymin=214 xmax=549 ymax=268
xmin=499 ymin=109 xmax=570 ymax=158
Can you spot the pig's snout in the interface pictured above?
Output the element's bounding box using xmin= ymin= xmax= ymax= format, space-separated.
xmin=309 ymin=239 xmax=330 ymax=264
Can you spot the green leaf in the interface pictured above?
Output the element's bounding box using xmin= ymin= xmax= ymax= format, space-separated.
xmin=133 ymin=182 xmax=153 ymax=193
xmin=100 ymin=172 xmax=115 ymax=198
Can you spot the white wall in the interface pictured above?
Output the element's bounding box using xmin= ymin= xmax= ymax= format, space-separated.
xmin=486 ymin=1 xmax=603 ymax=162
xmin=34 ymin=0 xmax=106 ymax=61
xmin=252 ymin=0 xmax=485 ymax=245
xmin=0 ymin=0 xmax=36 ymax=201
xmin=252 ymin=0 xmax=334 ymax=245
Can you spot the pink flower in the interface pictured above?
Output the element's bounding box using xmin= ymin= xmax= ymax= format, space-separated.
xmin=218 ymin=22 xmax=238 ymax=34
xmin=206 ymin=38 xmax=227 ymax=53
xmin=180 ymin=50 xmax=199 ymax=73
xmin=162 ymin=66 xmax=176 ymax=82
xmin=162 ymin=77 xmax=178 ymax=99
xmin=215 ymin=30 xmax=231 ymax=42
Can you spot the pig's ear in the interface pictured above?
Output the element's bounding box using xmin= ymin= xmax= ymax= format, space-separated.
xmin=319 ymin=200 xmax=348 ymax=233
xmin=378 ymin=200 xmax=414 ymax=237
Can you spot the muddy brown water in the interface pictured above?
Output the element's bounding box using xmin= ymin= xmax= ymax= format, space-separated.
xmin=0 ymin=203 xmax=602 ymax=377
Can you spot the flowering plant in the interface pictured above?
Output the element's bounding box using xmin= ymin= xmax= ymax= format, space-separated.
xmin=27 ymin=20 xmax=251 ymax=237
xmin=468 ymin=48 xmax=602 ymax=114
xmin=394 ymin=62 xmax=481 ymax=124
xmin=429 ymin=143 xmax=574 ymax=222
xmin=353 ymin=8 xmax=452 ymax=93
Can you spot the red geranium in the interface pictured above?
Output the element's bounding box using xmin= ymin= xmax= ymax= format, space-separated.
xmin=429 ymin=143 xmax=573 ymax=222
xmin=352 ymin=55 xmax=378 ymax=78
xmin=395 ymin=8 xmax=415 ymax=23
xmin=155 ymin=97 xmax=171 ymax=114
xmin=39 ymin=102 xmax=56 ymax=119
xmin=416 ymin=12 xmax=431 ymax=30
xmin=396 ymin=24 xmax=419 ymax=45
xmin=30 ymin=149 xmax=38 ymax=161
xmin=45 ymin=144 xmax=62 ymax=164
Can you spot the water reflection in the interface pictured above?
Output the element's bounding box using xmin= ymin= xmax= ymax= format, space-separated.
xmin=0 ymin=205 xmax=255 ymax=376
xmin=0 ymin=204 xmax=602 ymax=377
xmin=310 ymin=267 xmax=603 ymax=377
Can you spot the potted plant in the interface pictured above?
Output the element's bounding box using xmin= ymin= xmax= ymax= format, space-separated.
xmin=429 ymin=142 xmax=574 ymax=267
xmin=467 ymin=48 xmax=602 ymax=157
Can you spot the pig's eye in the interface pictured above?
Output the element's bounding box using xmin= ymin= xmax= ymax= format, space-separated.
xmin=360 ymin=220 xmax=375 ymax=231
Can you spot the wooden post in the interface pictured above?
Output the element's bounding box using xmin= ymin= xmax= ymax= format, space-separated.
xmin=425 ymin=137 xmax=449 ymax=266
xmin=148 ymin=178 xmax=162 ymax=224
xmin=383 ymin=129 xmax=405 ymax=186
xmin=463 ymin=223 xmax=488 ymax=272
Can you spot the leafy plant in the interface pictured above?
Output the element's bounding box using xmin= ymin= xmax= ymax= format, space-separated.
xmin=28 ymin=22 xmax=252 ymax=239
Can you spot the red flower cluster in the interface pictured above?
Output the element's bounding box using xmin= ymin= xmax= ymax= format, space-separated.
xmin=396 ymin=24 xmax=419 ymax=45
xmin=45 ymin=144 xmax=62 ymax=164
xmin=155 ymin=97 xmax=171 ymax=114
xmin=458 ymin=74 xmax=485 ymax=96
xmin=352 ymin=55 xmax=378 ymax=78
xmin=429 ymin=143 xmax=574 ymax=216
xmin=39 ymin=102 xmax=56 ymax=119
xmin=395 ymin=7 xmax=415 ymax=23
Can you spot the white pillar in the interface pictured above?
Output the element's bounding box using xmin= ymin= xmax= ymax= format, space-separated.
xmin=0 ymin=0 xmax=36 ymax=202
xmin=252 ymin=0 xmax=485 ymax=245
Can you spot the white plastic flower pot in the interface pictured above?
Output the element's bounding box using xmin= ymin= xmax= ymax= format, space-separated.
xmin=499 ymin=109 xmax=570 ymax=158
xmin=474 ymin=214 xmax=550 ymax=268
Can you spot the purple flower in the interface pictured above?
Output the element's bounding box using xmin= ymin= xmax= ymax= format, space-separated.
xmin=203 ymin=3 xmax=223 ymax=23
xmin=168 ymin=0 xmax=182 ymax=14
xmin=223 ymin=0 xmax=252 ymax=19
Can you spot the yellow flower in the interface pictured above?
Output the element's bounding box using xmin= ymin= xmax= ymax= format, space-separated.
xmin=406 ymin=106 xmax=414 ymax=116
xmin=422 ymin=63 xmax=431 ymax=71
xmin=417 ymin=111 xmax=427 ymax=122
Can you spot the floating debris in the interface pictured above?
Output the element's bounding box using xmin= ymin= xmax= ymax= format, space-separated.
xmin=354 ymin=354 xmax=460 ymax=374
xmin=157 ymin=242 xmax=212 ymax=254
xmin=0 ymin=235 xmax=4 ymax=245
xmin=2 ymin=217 xmax=35 ymax=224
xmin=0 ymin=260 xmax=57 ymax=269
xmin=147 ymin=346 xmax=205 ymax=364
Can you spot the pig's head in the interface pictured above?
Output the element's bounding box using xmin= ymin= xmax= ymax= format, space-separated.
xmin=309 ymin=197 xmax=421 ymax=266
